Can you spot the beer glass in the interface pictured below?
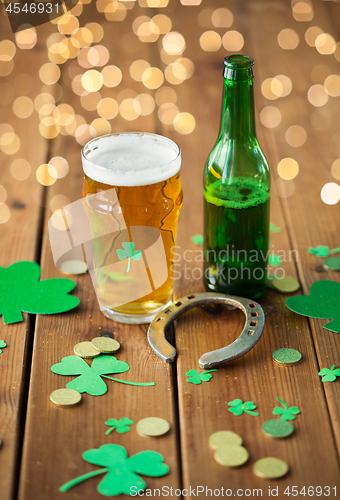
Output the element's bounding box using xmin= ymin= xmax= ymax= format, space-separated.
xmin=81 ymin=132 xmax=182 ymax=324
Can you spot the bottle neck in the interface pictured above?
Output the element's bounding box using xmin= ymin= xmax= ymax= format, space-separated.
xmin=219 ymin=77 xmax=256 ymax=142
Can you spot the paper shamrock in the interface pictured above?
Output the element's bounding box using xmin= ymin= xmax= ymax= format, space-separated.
xmin=228 ymin=399 xmax=259 ymax=416
xmin=272 ymin=398 xmax=300 ymax=420
xmin=308 ymin=246 xmax=340 ymax=258
xmin=105 ymin=418 xmax=134 ymax=435
xmin=0 ymin=340 xmax=6 ymax=354
xmin=191 ymin=234 xmax=204 ymax=245
xmin=59 ymin=444 xmax=169 ymax=496
xmin=116 ymin=243 xmax=142 ymax=273
xmin=51 ymin=355 xmax=155 ymax=396
xmin=186 ymin=369 xmax=217 ymax=385
xmin=270 ymin=223 xmax=282 ymax=233
xmin=268 ymin=254 xmax=282 ymax=267
xmin=286 ymin=280 xmax=340 ymax=333
xmin=0 ymin=261 xmax=79 ymax=324
xmin=318 ymin=365 xmax=340 ymax=382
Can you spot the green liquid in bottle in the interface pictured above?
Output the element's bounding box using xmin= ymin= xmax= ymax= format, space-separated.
xmin=204 ymin=177 xmax=270 ymax=299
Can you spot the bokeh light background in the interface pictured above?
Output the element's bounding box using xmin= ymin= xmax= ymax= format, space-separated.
xmin=0 ymin=0 xmax=340 ymax=228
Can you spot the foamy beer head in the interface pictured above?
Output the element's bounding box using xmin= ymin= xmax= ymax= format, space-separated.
xmin=81 ymin=132 xmax=183 ymax=324
xmin=82 ymin=132 xmax=181 ymax=186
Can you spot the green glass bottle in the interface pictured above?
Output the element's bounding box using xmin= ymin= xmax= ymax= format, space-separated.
xmin=203 ymin=55 xmax=270 ymax=299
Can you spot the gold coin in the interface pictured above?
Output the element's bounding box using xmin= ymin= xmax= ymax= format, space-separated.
xmin=253 ymin=457 xmax=289 ymax=479
xmin=209 ymin=431 xmax=243 ymax=450
xmin=272 ymin=275 xmax=300 ymax=293
xmin=74 ymin=341 xmax=101 ymax=358
xmin=60 ymin=259 xmax=88 ymax=275
xmin=136 ymin=417 xmax=170 ymax=437
xmin=214 ymin=445 xmax=249 ymax=467
xmin=91 ymin=336 xmax=120 ymax=354
xmin=50 ymin=388 xmax=82 ymax=407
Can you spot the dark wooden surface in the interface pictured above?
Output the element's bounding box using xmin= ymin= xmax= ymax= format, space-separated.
xmin=0 ymin=1 xmax=339 ymax=499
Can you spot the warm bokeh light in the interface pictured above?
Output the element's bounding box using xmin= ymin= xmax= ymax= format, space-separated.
xmin=119 ymin=98 xmax=141 ymax=120
xmin=292 ymin=1 xmax=314 ymax=22
xmin=75 ymin=124 xmax=95 ymax=146
xmin=130 ymin=60 xmax=150 ymax=82
xmin=142 ymin=67 xmax=164 ymax=89
xmin=260 ymin=106 xmax=281 ymax=128
xmin=12 ymin=96 xmax=34 ymax=119
xmin=49 ymin=157 xmax=69 ymax=179
xmin=222 ymin=31 xmax=244 ymax=52
xmin=97 ymin=98 xmax=119 ymax=119
xmin=315 ymin=33 xmax=336 ymax=55
xmin=0 ymin=60 xmax=14 ymax=77
xmin=15 ymin=28 xmax=37 ymax=50
xmin=57 ymin=14 xmax=79 ymax=35
xmin=277 ymin=158 xmax=299 ymax=180
xmin=324 ymin=75 xmax=340 ymax=97
xmin=36 ymin=164 xmax=58 ymax=186
xmin=101 ymin=65 xmax=122 ymax=87
xmin=200 ymin=31 xmax=221 ymax=52
xmin=152 ymin=14 xmax=172 ymax=34
xmin=82 ymin=69 xmax=104 ymax=92
xmin=331 ymin=159 xmax=340 ymax=181
xmin=85 ymin=23 xmax=104 ymax=43
xmin=50 ymin=194 xmax=71 ymax=213
xmin=277 ymin=28 xmax=299 ymax=49
xmin=155 ymin=86 xmax=177 ymax=105
xmin=39 ymin=63 xmax=61 ymax=84
xmin=0 ymin=132 xmax=20 ymax=155
xmin=273 ymin=75 xmax=293 ymax=97
xmin=0 ymin=204 xmax=10 ymax=224
xmin=158 ymin=103 xmax=179 ymax=125
xmin=0 ymin=185 xmax=7 ymax=204
xmin=212 ymin=8 xmax=233 ymax=28
xmin=174 ymin=112 xmax=196 ymax=134
xmin=162 ymin=32 xmax=186 ymax=55
xmin=321 ymin=182 xmax=340 ymax=205
xmin=39 ymin=117 xmax=60 ymax=139
xmin=307 ymin=84 xmax=329 ymax=107
xmin=80 ymin=91 xmax=102 ymax=111
xmin=285 ymin=125 xmax=307 ymax=147
xmin=305 ymin=26 xmax=323 ymax=47
xmin=135 ymin=94 xmax=155 ymax=115
xmin=261 ymin=78 xmax=280 ymax=100
xmin=104 ymin=2 xmax=127 ymax=22
xmin=10 ymin=159 xmax=31 ymax=181
xmin=0 ymin=40 xmax=16 ymax=61
xmin=90 ymin=118 xmax=112 ymax=136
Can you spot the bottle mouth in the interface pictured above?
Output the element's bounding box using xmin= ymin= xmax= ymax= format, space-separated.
xmin=223 ymin=54 xmax=254 ymax=80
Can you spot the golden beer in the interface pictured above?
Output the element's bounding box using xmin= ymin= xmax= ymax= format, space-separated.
xmin=82 ymin=133 xmax=182 ymax=324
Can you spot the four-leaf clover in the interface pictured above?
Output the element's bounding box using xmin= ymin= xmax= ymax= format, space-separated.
xmin=116 ymin=242 xmax=142 ymax=273
xmin=272 ymin=398 xmax=300 ymax=420
xmin=228 ymin=399 xmax=259 ymax=416
xmin=318 ymin=365 xmax=340 ymax=382
xmin=186 ymin=369 xmax=217 ymax=385
xmin=0 ymin=340 xmax=7 ymax=354
xmin=105 ymin=418 xmax=134 ymax=435
xmin=51 ymin=355 xmax=155 ymax=395
xmin=0 ymin=261 xmax=79 ymax=324
xmin=59 ymin=444 xmax=169 ymax=496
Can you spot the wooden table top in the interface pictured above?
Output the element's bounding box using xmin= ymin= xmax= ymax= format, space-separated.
xmin=0 ymin=1 xmax=340 ymax=499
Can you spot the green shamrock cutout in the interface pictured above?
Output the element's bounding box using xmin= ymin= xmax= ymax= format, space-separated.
xmin=0 ymin=340 xmax=6 ymax=354
xmin=286 ymin=280 xmax=340 ymax=333
xmin=270 ymin=223 xmax=282 ymax=233
xmin=186 ymin=368 xmax=217 ymax=384
xmin=228 ymin=399 xmax=259 ymax=416
xmin=308 ymin=245 xmax=330 ymax=257
xmin=0 ymin=261 xmax=79 ymax=324
xmin=318 ymin=365 xmax=340 ymax=382
xmin=105 ymin=418 xmax=134 ymax=435
xmin=268 ymin=254 xmax=282 ymax=267
xmin=191 ymin=234 xmax=204 ymax=245
xmin=51 ymin=355 xmax=155 ymax=396
xmin=59 ymin=444 xmax=169 ymax=496
xmin=272 ymin=398 xmax=300 ymax=420
xmin=116 ymin=242 xmax=142 ymax=273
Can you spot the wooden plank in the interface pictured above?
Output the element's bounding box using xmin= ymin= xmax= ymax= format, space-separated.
xmin=247 ymin=0 xmax=340 ymax=453
xmin=18 ymin=7 xmax=181 ymax=500
xmin=157 ymin=0 xmax=340 ymax=495
xmin=0 ymin=20 xmax=52 ymax=500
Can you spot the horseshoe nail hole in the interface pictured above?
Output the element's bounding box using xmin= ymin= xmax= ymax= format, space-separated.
xmin=156 ymin=317 xmax=164 ymax=323
xmin=251 ymin=311 xmax=259 ymax=317
xmin=247 ymin=330 xmax=255 ymax=335
xmin=250 ymin=321 xmax=258 ymax=327
xmin=249 ymin=303 xmax=256 ymax=308
xmin=175 ymin=301 xmax=182 ymax=306
xmin=165 ymin=309 xmax=172 ymax=314
xmin=187 ymin=295 xmax=196 ymax=299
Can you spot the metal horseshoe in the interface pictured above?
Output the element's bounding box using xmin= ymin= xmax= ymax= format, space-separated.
xmin=147 ymin=292 xmax=265 ymax=369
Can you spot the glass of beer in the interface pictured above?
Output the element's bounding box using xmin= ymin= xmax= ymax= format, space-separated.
xmin=81 ymin=132 xmax=182 ymax=324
